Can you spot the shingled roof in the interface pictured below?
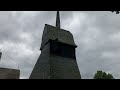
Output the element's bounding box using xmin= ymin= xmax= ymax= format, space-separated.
xmin=40 ymin=24 xmax=77 ymax=50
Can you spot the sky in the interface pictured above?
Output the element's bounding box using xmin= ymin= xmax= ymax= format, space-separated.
xmin=0 ymin=11 xmax=120 ymax=79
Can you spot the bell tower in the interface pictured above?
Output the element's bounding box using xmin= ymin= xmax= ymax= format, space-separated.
xmin=29 ymin=11 xmax=81 ymax=79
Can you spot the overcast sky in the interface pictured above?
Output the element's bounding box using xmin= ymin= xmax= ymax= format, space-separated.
xmin=0 ymin=11 xmax=120 ymax=79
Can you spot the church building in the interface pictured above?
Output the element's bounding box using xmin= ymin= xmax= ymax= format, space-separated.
xmin=0 ymin=51 xmax=20 ymax=79
xmin=29 ymin=11 xmax=81 ymax=79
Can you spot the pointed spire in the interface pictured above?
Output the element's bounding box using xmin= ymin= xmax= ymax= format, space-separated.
xmin=0 ymin=50 xmax=2 ymax=61
xmin=56 ymin=11 xmax=61 ymax=29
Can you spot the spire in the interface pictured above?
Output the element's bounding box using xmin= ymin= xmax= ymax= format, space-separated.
xmin=56 ymin=11 xmax=61 ymax=29
xmin=0 ymin=50 xmax=2 ymax=61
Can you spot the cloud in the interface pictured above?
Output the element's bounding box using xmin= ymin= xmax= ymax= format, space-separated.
xmin=0 ymin=11 xmax=120 ymax=79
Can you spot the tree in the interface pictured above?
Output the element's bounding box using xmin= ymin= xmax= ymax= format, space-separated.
xmin=111 ymin=11 xmax=120 ymax=14
xmin=93 ymin=71 xmax=114 ymax=79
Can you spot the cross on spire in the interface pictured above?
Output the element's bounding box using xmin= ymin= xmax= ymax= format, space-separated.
xmin=56 ymin=11 xmax=61 ymax=29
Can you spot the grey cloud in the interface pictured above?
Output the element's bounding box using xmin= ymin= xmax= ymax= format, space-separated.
xmin=73 ymin=11 xmax=120 ymax=79
xmin=0 ymin=11 xmax=120 ymax=79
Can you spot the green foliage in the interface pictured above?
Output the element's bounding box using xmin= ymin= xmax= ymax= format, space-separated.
xmin=93 ymin=71 xmax=114 ymax=79
xmin=111 ymin=11 xmax=120 ymax=14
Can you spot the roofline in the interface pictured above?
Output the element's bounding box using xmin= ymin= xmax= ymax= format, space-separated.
xmin=40 ymin=39 xmax=77 ymax=50
xmin=45 ymin=24 xmax=71 ymax=33
xmin=0 ymin=67 xmax=20 ymax=71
